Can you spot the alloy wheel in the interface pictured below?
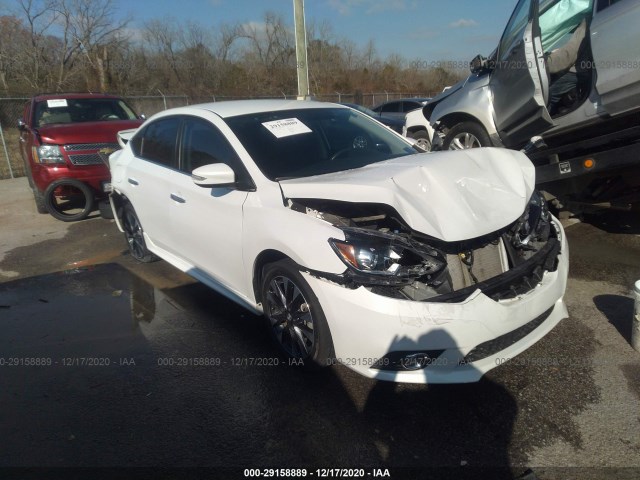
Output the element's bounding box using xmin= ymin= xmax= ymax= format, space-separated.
xmin=264 ymin=275 xmax=315 ymax=358
xmin=449 ymin=132 xmax=482 ymax=150
xmin=123 ymin=210 xmax=147 ymax=260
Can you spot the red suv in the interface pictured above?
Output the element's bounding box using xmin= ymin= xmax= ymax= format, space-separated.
xmin=19 ymin=93 xmax=144 ymax=221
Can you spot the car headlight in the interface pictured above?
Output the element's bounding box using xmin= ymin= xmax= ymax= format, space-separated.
xmin=33 ymin=145 xmax=65 ymax=164
xmin=512 ymin=191 xmax=551 ymax=248
xmin=329 ymin=228 xmax=445 ymax=279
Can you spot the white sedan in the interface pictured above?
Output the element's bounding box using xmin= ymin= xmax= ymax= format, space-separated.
xmin=108 ymin=100 xmax=569 ymax=383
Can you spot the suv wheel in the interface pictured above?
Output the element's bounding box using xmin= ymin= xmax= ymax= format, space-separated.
xmin=32 ymin=188 xmax=47 ymax=214
xmin=122 ymin=203 xmax=158 ymax=263
xmin=261 ymin=259 xmax=334 ymax=368
xmin=443 ymin=121 xmax=491 ymax=150
xmin=44 ymin=179 xmax=94 ymax=221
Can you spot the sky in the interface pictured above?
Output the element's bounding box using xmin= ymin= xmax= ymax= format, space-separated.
xmin=112 ymin=0 xmax=519 ymax=64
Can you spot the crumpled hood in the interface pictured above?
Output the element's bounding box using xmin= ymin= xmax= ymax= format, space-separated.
xmin=279 ymin=148 xmax=536 ymax=242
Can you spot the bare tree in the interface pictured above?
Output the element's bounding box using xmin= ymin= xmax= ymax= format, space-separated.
xmin=15 ymin=0 xmax=58 ymax=89
xmin=216 ymin=22 xmax=242 ymax=63
xmin=0 ymin=16 xmax=28 ymax=91
xmin=54 ymin=0 xmax=129 ymax=91
xmin=239 ymin=12 xmax=297 ymax=94
xmin=143 ymin=18 xmax=184 ymax=90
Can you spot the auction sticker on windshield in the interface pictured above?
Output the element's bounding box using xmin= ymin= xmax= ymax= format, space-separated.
xmin=262 ymin=118 xmax=312 ymax=138
xmin=47 ymin=99 xmax=68 ymax=108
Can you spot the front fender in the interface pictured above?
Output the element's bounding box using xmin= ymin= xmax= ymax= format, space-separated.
xmin=430 ymin=73 xmax=498 ymax=138
xmin=242 ymin=195 xmax=349 ymax=304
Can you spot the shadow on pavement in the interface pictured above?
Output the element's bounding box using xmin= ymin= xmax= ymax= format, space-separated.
xmin=593 ymin=294 xmax=635 ymax=344
xmin=0 ymin=263 xmax=531 ymax=478
xmin=581 ymin=210 xmax=640 ymax=234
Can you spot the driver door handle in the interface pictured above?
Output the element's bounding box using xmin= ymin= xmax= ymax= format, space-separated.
xmin=170 ymin=193 xmax=186 ymax=204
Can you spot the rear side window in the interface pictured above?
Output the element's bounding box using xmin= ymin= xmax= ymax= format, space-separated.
xmin=131 ymin=117 xmax=180 ymax=168
xmin=380 ymin=102 xmax=401 ymax=113
xmin=402 ymin=101 xmax=422 ymax=112
xmin=597 ymin=0 xmax=623 ymax=11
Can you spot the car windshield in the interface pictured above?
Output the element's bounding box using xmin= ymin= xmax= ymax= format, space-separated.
xmin=35 ymin=98 xmax=138 ymax=127
xmin=225 ymin=107 xmax=417 ymax=181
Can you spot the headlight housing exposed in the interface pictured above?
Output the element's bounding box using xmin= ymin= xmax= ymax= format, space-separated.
xmin=329 ymin=228 xmax=446 ymax=284
xmin=33 ymin=145 xmax=65 ymax=164
xmin=512 ymin=191 xmax=551 ymax=249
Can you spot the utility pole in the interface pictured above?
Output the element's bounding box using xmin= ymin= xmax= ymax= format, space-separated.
xmin=293 ymin=0 xmax=310 ymax=100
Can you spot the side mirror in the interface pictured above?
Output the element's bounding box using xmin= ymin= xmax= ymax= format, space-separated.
xmin=192 ymin=163 xmax=236 ymax=188
xmin=470 ymin=54 xmax=488 ymax=74
xmin=139 ymin=114 xmax=146 ymax=120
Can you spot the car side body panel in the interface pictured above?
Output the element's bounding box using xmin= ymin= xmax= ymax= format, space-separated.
xmin=590 ymin=0 xmax=640 ymax=115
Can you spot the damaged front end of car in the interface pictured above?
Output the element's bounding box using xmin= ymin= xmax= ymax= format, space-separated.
xmin=290 ymin=190 xmax=561 ymax=304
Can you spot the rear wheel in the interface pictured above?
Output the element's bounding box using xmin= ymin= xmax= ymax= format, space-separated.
xmin=122 ymin=203 xmax=158 ymax=263
xmin=409 ymin=130 xmax=431 ymax=152
xmin=43 ymin=179 xmax=94 ymax=221
xmin=261 ymin=259 xmax=333 ymax=368
xmin=443 ymin=121 xmax=491 ymax=150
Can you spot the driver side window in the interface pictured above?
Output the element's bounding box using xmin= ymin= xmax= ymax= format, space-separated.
xmin=499 ymin=0 xmax=533 ymax=62
xmin=180 ymin=117 xmax=254 ymax=189
xmin=180 ymin=118 xmax=240 ymax=172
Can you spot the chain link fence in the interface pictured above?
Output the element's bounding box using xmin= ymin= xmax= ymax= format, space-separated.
xmin=0 ymin=91 xmax=436 ymax=180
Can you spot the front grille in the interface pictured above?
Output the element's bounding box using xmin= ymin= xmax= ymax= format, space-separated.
xmin=68 ymin=153 xmax=104 ymax=165
xmin=64 ymin=142 xmax=120 ymax=165
xmin=64 ymin=143 xmax=119 ymax=152
xmin=461 ymin=306 xmax=554 ymax=364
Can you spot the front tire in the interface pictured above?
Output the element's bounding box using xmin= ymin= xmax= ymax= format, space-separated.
xmin=98 ymin=199 xmax=114 ymax=219
xmin=32 ymin=188 xmax=47 ymax=214
xmin=261 ymin=259 xmax=334 ymax=368
xmin=121 ymin=203 xmax=158 ymax=263
xmin=443 ymin=121 xmax=491 ymax=150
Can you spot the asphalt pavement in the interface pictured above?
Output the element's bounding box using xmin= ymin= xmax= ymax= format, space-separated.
xmin=1 ymin=177 xmax=639 ymax=480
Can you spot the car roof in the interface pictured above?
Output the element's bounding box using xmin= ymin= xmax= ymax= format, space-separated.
xmin=376 ymin=97 xmax=431 ymax=104
xmin=32 ymin=93 xmax=124 ymax=102
xmin=371 ymin=98 xmax=431 ymax=109
xmin=184 ymin=99 xmax=346 ymax=119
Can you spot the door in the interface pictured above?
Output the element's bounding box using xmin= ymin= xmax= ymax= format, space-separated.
xmin=490 ymin=0 xmax=554 ymax=147
xmin=125 ymin=116 xmax=181 ymax=251
xmin=590 ymin=0 xmax=640 ymax=115
xmin=169 ymin=115 xmax=250 ymax=296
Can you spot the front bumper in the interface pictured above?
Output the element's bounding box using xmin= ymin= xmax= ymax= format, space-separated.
xmin=32 ymin=163 xmax=110 ymax=194
xmin=304 ymin=219 xmax=569 ymax=384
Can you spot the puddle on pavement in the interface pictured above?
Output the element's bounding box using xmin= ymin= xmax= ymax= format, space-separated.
xmin=0 ymin=263 xmax=264 ymax=356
